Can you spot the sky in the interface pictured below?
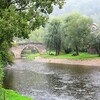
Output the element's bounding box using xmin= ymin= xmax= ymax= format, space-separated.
xmin=51 ymin=0 xmax=100 ymax=17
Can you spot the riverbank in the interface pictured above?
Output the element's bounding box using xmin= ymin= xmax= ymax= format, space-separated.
xmin=34 ymin=57 xmax=100 ymax=67
xmin=0 ymin=63 xmax=32 ymax=100
xmin=0 ymin=88 xmax=32 ymax=100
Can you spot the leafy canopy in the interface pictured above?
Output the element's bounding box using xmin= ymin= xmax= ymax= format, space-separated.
xmin=0 ymin=0 xmax=65 ymax=65
xmin=63 ymin=13 xmax=92 ymax=55
xmin=44 ymin=18 xmax=62 ymax=55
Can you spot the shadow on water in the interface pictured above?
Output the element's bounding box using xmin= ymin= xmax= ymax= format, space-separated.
xmin=3 ymin=60 xmax=100 ymax=100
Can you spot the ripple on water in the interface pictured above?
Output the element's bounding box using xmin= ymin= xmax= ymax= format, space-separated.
xmin=4 ymin=60 xmax=100 ymax=100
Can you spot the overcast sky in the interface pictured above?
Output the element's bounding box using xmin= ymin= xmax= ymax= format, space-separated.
xmin=51 ymin=0 xmax=100 ymax=17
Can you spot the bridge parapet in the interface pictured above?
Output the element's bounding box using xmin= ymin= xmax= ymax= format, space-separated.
xmin=18 ymin=42 xmax=43 ymax=45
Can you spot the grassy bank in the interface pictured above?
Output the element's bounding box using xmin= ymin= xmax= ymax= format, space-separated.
xmin=41 ymin=53 xmax=100 ymax=60
xmin=25 ymin=53 xmax=40 ymax=60
xmin=0 ymin=63 xmax=32 ymax=100
xmin=0 ymin=88 xmax=32 ymax=100
xmin=25 ymin=52 xmax=100 ymax=60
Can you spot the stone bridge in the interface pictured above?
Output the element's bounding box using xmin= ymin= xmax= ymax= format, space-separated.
xmin=11 ymin=42 xmax=46 ymax=59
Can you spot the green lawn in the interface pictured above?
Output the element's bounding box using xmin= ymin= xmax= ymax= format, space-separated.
xmin=24 ymin=53 xmax=40 ymax=60
xmin=0 ymin=88 xmax=32 ymax=100
xmin=41 ymin=52 xmax=100 ymax=60
xmin=25 ymin=52 xmax=100 ymax=60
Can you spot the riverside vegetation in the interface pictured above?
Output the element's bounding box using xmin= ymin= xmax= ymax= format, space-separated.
xmin=0 ymin=88 xmax=32 ymax=100
xmin=24 ymin=13 xmax=100 ymax=61
xmin=0 ymin=0 xmax=65 ymax=99
xmin=1 ymin=0 xmax=100 ymax=99
xmin=25 ymin=52 xmax=100 ymax=60
xmin=43 ymin=13 xmax=100 ymax=57
xmin=0 ymin=62 xmax=32 ymax=100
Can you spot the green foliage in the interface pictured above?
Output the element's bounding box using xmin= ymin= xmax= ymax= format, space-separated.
xmin=25 ymin=53 xmax=40 ymax=60
xmin=0 ymin=0 xmax=65 ymax=65
xmin=63 ymin=13 xmax=92 ymax=55
xmin=89 ymin=31 xmax=100 ymax=56
xmin=0 ymin=7 xmax=30 ymax=65
xmin=43 ymin=13 xmax=94 ymax=56
xmin=40 ymin=52 xmax=99 ymax=60
xmin=12 ymin=42 xmax=18 ymax=47
xmin=22 ymin=50 xmax=32 ymax=55
xmin=24 ymin=52 xmax=100 ymax=60
xmin=0 ymin=41 xmax=14 ymax=66
xmin=29 ymin=28 xmax=45 ymax=42
xmin=0 ymin=63 xmax=3 ymax=85
xmin=44 ymin=19 xmax=62 ymax=55
xmin=0 ymin=1 xmax=65 ymax=99
xmin=0 ymin=88 xmax=32 ymax=100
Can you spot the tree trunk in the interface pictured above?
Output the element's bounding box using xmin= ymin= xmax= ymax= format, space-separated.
xmin=55 ymin=49 xmax=58 ymax=56
xmin=55 ymin=49 xmax=60 ymax=56
xmin=4 ymin=91 xmax=5 ymax=100
xmin=98 ymin=50 xmax=100 ymax=56
xmin=58 ymin=50 xmax=59 ymax=55
xmin=95 ymin=47 xmax=100 ymax=56
xmin=75 ymin=45 xmax=79 ymax=55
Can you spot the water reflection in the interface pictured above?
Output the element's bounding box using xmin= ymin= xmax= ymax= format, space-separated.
xmin=4 ymin=60 xmax=100 ymax=100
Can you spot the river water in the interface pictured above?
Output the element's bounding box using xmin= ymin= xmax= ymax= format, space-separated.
xmin=4 ymin=60 xmax=100 ymax=100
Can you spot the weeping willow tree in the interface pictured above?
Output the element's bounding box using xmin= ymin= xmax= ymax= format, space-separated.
xmin=44 ymin=19 xmax=62 ymax=55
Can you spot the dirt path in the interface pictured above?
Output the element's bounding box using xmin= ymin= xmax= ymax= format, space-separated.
xmin=34 ymin=57 xmax=100 ymax=67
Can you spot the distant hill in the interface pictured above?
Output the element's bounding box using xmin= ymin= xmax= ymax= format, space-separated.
xmin=50 ymin=0 xmax=100 ymax=23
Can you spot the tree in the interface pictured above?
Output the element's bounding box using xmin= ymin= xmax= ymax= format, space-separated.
xmin=89 ymin=31 xmax=100 ymax=56
xmin=0 ymin=0 xmax=65 ymax=65
xmin=29 ymin=27 xmax=45 ymax=43
xmin=14 ymin=27 xmax=45 ymax=43
xmin=63 ymin=13 xmax=92 ymax=55
xmin=44 ymin=19 xmax=62 ymax=55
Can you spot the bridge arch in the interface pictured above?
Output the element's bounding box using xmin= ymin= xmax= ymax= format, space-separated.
xmin=11 ymin=43 xmax=46 ymax=59
xmin=20 ymin=45 xmax=40 ymax=56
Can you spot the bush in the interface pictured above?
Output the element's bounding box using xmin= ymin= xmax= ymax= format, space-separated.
xmin=65 ymin=48 xmax=72 ymax=54
xmin=0 ymin=41 xmax=14 ymax=66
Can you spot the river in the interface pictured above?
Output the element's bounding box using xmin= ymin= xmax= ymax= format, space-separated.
xmin=3 ymin=60 xmax=100 ymax=100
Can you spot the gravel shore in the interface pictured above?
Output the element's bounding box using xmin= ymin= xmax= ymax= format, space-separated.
xmin=34 ymin=57 xmax=100 ymax=67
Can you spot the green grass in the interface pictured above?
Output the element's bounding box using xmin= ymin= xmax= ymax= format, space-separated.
xmin=41 ymin=52 xmax=100 ymax=60
xmin=0 ymin=88 xmax=32 ymax=100
xmin=24 ymin=52 xmax=100 ymax=60
xmin=24 ymin=53 xmax=40 ymax=60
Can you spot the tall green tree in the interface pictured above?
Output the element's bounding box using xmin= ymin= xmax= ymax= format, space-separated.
xmin=0 ymin=0 xmax=65 ymax=65
xmin=44 ymin=19 xmax=62 ymax=55
xmin=63 ymin=13 xmax=92 ymax=55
